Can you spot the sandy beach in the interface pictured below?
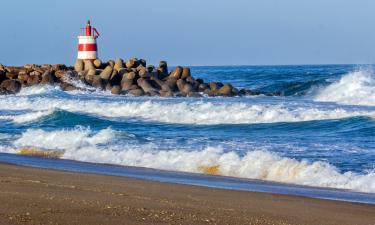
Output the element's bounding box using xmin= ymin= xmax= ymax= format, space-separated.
xmin=0 ymin=163 xmax=374 ymax=225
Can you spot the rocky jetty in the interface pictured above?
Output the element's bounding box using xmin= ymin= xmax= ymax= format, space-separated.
xmin=0 ymin=58 xmax=280 ymax=97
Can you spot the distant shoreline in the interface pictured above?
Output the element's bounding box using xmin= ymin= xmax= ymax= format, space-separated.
xmin=0 ymin=162 xmax=374 ymax=225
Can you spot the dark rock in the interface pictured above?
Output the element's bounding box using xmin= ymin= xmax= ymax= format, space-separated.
xmin=164 ymin=78 xmax=178 ymax=92
xmin=137 ymin=78 xmax=156 ymax=93
xmin=196 ymin=78 xmax=204 ymax=84
xmin=41 ymin=71 xmax=55 ymax=85
xmin=138 ymin=68 xmax=150 ymax=78
xmin=27 ymin=75 xmax=40 ymax=85
xmin=139 ymin=59 xmax=147 ymax=67
xmin=158 ymin=61 xmax=168 ymax=75
xmin=92 ymin=75 xmax=104 ymax=89
xmin=0 ymin=70 xmax=5 ymax=83
xmin=0 ymin=79 xmax=22 ymax=94
xmin=5 ymin=72 xmax=18 ymax=79
xmin=61 ymin=82 xmax=77 ymax=91
xmin=109 ymin=70 xmax=121 ymax=86
xmin=198 ymin=83 xmax=208 ymax=92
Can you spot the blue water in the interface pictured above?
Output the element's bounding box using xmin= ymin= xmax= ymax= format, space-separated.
xmin=1 ymin=64 xmax=375 ymax=194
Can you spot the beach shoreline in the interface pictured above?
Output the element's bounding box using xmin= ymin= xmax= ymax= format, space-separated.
xmin=0 ymin=163 xmax=374 ymax=225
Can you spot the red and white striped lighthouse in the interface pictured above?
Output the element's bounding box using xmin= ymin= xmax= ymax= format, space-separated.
xmin=77 ymin=20 xmax=100 ymax=60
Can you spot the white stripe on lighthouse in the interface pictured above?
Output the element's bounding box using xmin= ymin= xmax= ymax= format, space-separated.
xmin=77 ymin=36 xmax=97 ymax=44
xmin=77 ymin=51 xmax=97 ymax=60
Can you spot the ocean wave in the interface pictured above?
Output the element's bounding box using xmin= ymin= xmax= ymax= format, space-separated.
xmin=1 ymin=95 xmax=375 ymax=125
xmin=9 ymin=127 xmax=375 ymax=193
xmin=315 ymin=69 xmax=375 ymax=106
xmin=0 ymin=110 xmax=54 ymax=124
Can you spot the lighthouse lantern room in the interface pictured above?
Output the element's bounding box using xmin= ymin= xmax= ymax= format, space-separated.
xmin=77 ymin=20 xmax=100 ymax=60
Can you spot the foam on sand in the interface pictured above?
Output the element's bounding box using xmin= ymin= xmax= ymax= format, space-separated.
xmin=315 ymin=69 xmax=375 ymax=106
xmin=9 ymin=127 xmax=375 ymax=193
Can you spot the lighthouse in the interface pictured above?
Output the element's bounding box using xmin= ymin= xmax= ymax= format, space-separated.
xmin=77 ymin=20 xmax=100 ymax=60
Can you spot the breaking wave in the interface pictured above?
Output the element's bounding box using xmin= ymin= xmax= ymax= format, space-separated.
xmin=315 ymin=69 xmax=375 ymax=106
xmin=1 ymin=93 xmax=375 ymax=125
xmin=9 ymin=127 xmax=375 ymax=193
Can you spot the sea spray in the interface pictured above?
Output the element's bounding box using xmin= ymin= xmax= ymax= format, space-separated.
xmin=315 ymin=69 xmax=375 ymax=106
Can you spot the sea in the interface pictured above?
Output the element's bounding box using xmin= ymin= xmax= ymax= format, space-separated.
xmin=1 ymin=64 xmax=375 ymax=200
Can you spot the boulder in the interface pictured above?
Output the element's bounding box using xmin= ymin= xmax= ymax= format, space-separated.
xmin=85 ymin=73 xmax=95 ymax=84
xmin=198 ymin=83 xmax=208 ymax=92
xmin=217 ymin=84 xmax=233 ymax=96
xmin=138 ymin=68 xmax=150 ymax=78
xmin=126 ymin=58 xmax=139 ymax=69
xmin=187 ymin=92 xmax=202 ymax=97
xmin=100 ymin=66 xmax=113 ymax=80
xmin=158 ymin=61 xmax=168 ymax=75
xmin=121 ymin=79 xmax=134 ymax=91
xmin=0 ymin=70 xmax=5 ymax=83
xmin=169 ymin=66 xmax=183 ymax=79
xmin=109 ymin=70 xmax=121 ymax=86
xmin=0 ymin=79 xmax=22 ymax=94
xmin=137 ymin=78 xmax=157 ymax=93
xmin=5 ymin=72 xmax=17 ymax=79
xmin=146 ymin=65 xmax=155 ymax=73
xmin=181 ymin=67 xmax=191 ymax=79
xmin=61 ymin=82 xmax=77 ymax=91
xmin=164 ymin=78 xmax=178 ymax=92
xmin=41 ymin=71 xmax=55 ymax=85
xmin=107 ymin=60 xmax=115 ymax=67
xmin=27 ymin=75 xmax=40 ymax=85
xmin=128 ymin=88 xmax=144 ymax=96
xmin=160 ymin=90 xmax=173 ymax=97
xmin=147 ymin=90 xmax=160 ymax=97
xmin=139 ymin=59 xmax=147 ymax=67
xmin=84 ymin=60 xmax=95 ymax=71
xmin=93 ymin=59 xmax=102 ymax=68
xmin=114 ymin=59 xmax=124 ymax=71
xmin=177 ymin=79 xmax=194 ymax=95
xmin=17 ymin=72 xmax=29 ymax=82
xmin=111 ymin=85 xmax=122 ymax=95
xmin=92 ymin=75 xmax=104 ymax=89
xmin=54 ymin=70 xmax=66 ymax=79
xmin=74 ymin=59 xmax=84 ymax=72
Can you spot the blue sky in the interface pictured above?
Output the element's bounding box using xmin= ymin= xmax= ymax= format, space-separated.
xmin=1 ymin=0 xmax=375 ymax=66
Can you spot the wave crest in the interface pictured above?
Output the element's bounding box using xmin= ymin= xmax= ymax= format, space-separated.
xmin=315 ymin=69 xmax=375 ymax=106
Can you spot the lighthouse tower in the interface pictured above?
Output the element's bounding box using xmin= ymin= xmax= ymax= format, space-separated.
xmin=77 ymin=20 xmax=100 ymax=60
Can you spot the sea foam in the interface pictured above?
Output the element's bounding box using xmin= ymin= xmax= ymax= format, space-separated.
xmin=1 ymin=93 xmax=375 ymax=125
xmin=10 ymin=127 xmax=375 ymax=193
xmin=315 ymin=69 xmax=375 ymax=106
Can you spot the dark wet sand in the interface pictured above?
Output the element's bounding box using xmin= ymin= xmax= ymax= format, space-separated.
xmin=0 ymin=163 xmax=374 ymax=225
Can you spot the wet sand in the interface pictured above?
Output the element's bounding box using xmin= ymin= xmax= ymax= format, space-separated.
xmin=0 ymin=163 xmax=374 ymax=225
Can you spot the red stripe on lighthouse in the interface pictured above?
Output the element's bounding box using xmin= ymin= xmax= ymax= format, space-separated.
xmin=78 ymin=44 xmax=97 ymax=51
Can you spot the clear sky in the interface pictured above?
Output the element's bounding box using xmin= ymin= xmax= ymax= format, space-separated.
xmin=1 ymin=0 xmax=375 ymax=66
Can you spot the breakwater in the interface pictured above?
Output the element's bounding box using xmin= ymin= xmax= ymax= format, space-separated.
xmin=0 ymin=58 xmax=280 ymax=96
